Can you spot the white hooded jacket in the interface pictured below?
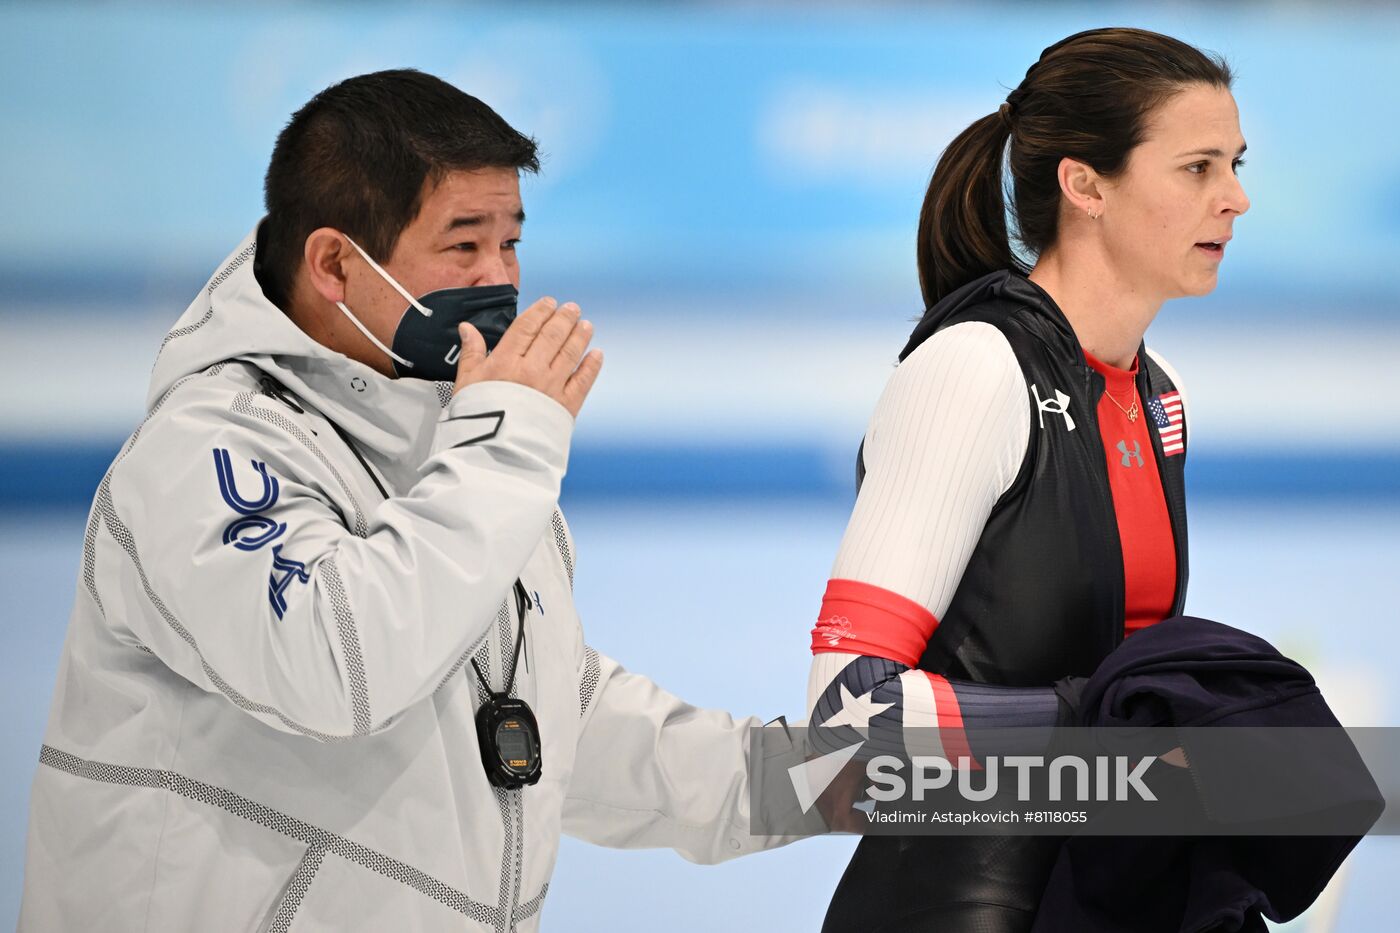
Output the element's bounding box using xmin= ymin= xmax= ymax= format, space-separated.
xmin=20 ymin=230 xmax=795 ymax=932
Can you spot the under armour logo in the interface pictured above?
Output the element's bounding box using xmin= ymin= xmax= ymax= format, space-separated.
xmin=1117 ymin=439 xmax=1144 ymax=468
xmin=1031 ymin=384 xmax=1076 ymax=432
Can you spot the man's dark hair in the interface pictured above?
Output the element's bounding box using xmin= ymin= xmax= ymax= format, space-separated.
xmin=259 ymin=68 xmax=539 ymax=309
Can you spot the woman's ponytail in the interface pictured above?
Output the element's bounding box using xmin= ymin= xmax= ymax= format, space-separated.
xmin=916 ymin=108 xmax=1019 ymax=309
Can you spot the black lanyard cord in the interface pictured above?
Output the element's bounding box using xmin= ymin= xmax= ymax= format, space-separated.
xmin=325 ymin=417 xmax=391 ymax=502
xmin=471 ymin=580 xmax=532 ymax=696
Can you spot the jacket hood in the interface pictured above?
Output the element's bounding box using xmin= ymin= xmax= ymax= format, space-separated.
xmin=899 ymin=270 xmax=1080 ymax=363
xmin=147 ymin=225 xmax=449 ymax=467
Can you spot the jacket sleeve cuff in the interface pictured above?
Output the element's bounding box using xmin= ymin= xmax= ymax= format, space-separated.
xmin=431 ymin=381 xmax=575 ymax=470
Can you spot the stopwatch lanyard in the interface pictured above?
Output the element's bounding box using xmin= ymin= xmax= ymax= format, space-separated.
xmin=472 ymin=581 xmax=532 ymax=696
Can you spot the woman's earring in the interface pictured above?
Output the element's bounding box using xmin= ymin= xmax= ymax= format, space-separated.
xmin=1087 ymin=208 xmax=1100 ymax=220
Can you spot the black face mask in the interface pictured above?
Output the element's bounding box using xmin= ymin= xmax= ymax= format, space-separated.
xmin=386 ymin=284 xmax=518 ymax=381
xmin=335 ymin=235 xmax=519 ymax=382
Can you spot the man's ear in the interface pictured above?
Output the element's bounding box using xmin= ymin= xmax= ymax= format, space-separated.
xmin=1056 ymin=156 xmax=1105 ymax=219
xmin=302 ymin=228 xmax=351 ymax=305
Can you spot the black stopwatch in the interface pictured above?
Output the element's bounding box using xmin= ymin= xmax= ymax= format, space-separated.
xmin=471 ymin=579 xmax=542 ymax=788
xmin=475 ymin=692 xmax=542 ymax=788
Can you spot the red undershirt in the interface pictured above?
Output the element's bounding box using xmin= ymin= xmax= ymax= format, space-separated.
xmin=1083 ymin=350 xmax=1177 ymax=637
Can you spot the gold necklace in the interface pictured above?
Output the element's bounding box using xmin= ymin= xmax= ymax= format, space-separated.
xmin=1103 ymin=384 xmax=1139 ymax=422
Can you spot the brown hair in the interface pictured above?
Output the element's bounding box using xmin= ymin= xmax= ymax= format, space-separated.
xmin=916 ymin=27 xmax=1233 ymax=307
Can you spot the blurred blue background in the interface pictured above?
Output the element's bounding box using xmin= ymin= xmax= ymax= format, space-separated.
xmin=2 ymin=2 xmax=1397 ymax=930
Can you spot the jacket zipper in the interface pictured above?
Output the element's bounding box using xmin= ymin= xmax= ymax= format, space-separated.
xmin=479 ymin=603 xmax=524 ymax=933
xmin=1082 ymin=364 xmax=1128 ymax=649
xmin=263 ymin=371 xmax=528 ymax=925
xmin=1138 ymin=362 xmax=1189 ymax=616
xmin=502 ymin=588 xmax=524 ymax=931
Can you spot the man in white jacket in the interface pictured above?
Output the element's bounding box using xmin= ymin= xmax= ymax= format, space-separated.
xmin=21 ymin=69 xmax=796 ymax=931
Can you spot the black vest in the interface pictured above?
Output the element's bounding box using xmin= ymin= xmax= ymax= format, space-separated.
xmin=858 ymin=270 xmax=1189 ymax=685
xmin=827 ymin=271 xmax=1190 ymax=933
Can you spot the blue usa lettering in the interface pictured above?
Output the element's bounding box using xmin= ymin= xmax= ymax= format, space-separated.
xmin=268 ymin=545 xmax=310 ymax=620
xmin=212 ymin=448 xmax=307 ymax=617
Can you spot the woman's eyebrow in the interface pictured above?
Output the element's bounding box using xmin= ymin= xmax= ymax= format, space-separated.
xmin=1174 ymin=143 xmax=1248 ymax=159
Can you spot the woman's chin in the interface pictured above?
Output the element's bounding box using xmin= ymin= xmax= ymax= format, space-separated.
xmin=1180 ymin=270 xmax=1220 ymax=298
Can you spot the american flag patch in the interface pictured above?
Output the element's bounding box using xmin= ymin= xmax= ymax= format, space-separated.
xmin=1148 ymin=391 xmax=1185 ymax=456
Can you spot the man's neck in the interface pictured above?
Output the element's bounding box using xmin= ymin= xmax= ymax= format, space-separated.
xmin=1028 ymin=245 xmax=1163 ymax=369
xmin=285 ymin=286 xmax=395 ymax=378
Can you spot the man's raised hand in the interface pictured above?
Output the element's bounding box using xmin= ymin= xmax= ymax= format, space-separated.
xmin=452 ymin=297 xmax=603 ymax=418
